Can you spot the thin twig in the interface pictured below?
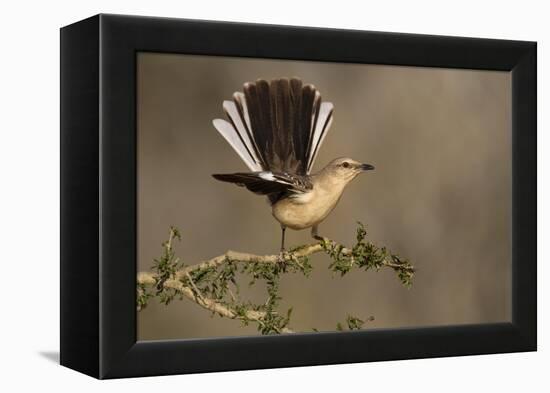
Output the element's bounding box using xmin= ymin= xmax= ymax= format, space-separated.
xmin=185 ymin=272 xmax=206 ymax=303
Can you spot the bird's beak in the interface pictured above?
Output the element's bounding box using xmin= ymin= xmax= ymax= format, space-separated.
xmin=360 ymin=163 xmax=375 ymax=171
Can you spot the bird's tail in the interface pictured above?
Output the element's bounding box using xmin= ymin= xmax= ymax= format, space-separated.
xmin=212 ymin=77 xmax=334 ymax=175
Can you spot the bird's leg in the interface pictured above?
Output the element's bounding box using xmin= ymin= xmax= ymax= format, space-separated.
xmin=311 ymin=225 xmax=324 ymax=241
xmin=278 ymin=225 xmax=288 ymax=266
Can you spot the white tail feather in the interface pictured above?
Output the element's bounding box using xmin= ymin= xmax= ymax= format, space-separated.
xmin=222 ymin=100 xmax=262 ymax=166
xmin=233 ymin=92 xmax=252 ymax=132
xmin=212 ymin=119 xmax=262 ymax=171
xmin=307 ymin=102 xmax=334 ymax=172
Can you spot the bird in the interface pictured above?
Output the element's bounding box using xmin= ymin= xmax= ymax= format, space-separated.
xmin=211 ymin=77 xmax=374 ymax=252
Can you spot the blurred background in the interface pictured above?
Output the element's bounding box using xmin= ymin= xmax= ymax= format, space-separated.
xmin=137 ymin=53 xmax=511 ymax=340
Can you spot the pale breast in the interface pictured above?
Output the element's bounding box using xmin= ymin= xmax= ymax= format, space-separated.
xmin=271 ymin=183 xmax=345 ymax=230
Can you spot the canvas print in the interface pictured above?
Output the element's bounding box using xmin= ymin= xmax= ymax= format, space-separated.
xmin=136 ymin=53 xmax=511 ymax=340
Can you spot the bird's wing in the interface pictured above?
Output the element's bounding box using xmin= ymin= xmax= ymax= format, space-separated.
xmin=212 ymin=78 xmax=334 ymax=175
xmin=212 ymin=171 xmax=312 ymax=196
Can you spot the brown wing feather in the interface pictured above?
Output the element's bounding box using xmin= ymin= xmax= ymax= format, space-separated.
xmin=212 ymin=171 xmax=312 ymax=197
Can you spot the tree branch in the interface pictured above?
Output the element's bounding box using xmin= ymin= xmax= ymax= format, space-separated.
xmin=160 ymin=241 xmax=412 ymax=280
xmin=137 ymin=223 xmax=415 ymax=335
xmin=138 ymin=271 xmax=293 ymax=333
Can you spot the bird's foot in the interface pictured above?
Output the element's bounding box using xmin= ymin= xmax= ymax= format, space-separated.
xmin=311 ymin=226 xmax=325 ymax=243
xmin=277 ymin=250 xmax=289 ymax=271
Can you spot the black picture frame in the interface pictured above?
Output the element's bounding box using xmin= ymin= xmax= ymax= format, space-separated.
xmin=60 ymin=14 xmax=536 ymax=379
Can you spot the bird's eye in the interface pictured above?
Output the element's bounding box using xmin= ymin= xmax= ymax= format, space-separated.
xmin=342 ymin=162 xmax=350 ymax=168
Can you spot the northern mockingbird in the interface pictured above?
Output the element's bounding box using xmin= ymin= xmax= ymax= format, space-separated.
xmin=212 ymin=77 xmax=374 ymax=251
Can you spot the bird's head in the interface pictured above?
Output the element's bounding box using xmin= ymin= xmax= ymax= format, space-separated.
xmin=320 ymin=157 xmax=375 ymax=185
